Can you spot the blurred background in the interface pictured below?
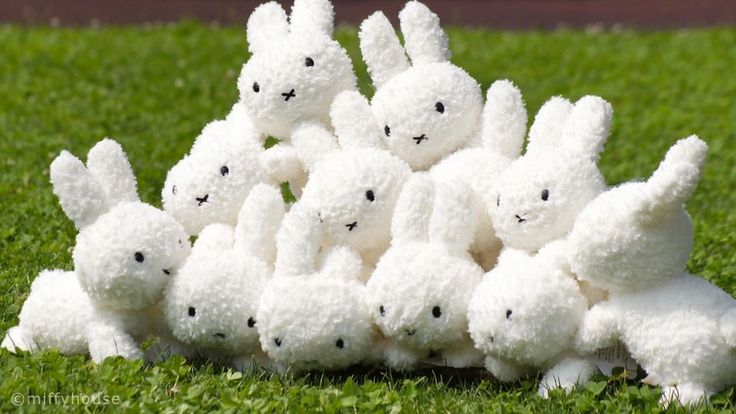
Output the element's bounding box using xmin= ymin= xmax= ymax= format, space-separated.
xmin=3 ymin=0 xmax=736 ymax=29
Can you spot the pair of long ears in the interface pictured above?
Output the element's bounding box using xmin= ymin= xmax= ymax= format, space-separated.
xmin=247 ymin=0 xmax=335 ymax=55
xmin=391 ymin=173 xmax=479 ymax=254
xmin=273 ymin=202 xmax=363 ymax=282
xmin=634 ymin=135 xmax=707 ymax=223
xmin=192 ymin=184 xmax=285 ymax=264
xmin=359 ymin=1 xmax=450 ymax=88
xmin=50 ymin=139 xmax=139 ymax=230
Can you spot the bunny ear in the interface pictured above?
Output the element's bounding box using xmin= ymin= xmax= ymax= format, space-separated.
xmin=398 ymin=1 xmax=450 ymax=65
xmin=289 ymin=0 xmax=334 ymax=36
xmin=50 ymin=150 xmax=110 ymax=229
xmin=318 ymin=245 xmax=363 ymax=283
xmin=86 ymin=138 xmax=139 ymax=206
xmin=428 ymin=179 xmax=478 ymax=252
xmin=234 ymin=184 xmax=285 ymax=264
xmin=290 ymin=122 xmax=340 ymax=173
xmin=274 ymin=203 xmax=322 ymax=277
xmin=636 ymin=136 xmax=707 ymax=222
xmin=246 ymin=1 xmax=289 ymax=55
xmin=560 ymin=96 xmax=613 ymax=162
xmin=481 ymin=80 xmax=528 ymax=159
xmin=359 ymin=11 xmax=410 ymax=88
xmin=330 ymin=91 xmax=384 ymax=150
xmin=525 ymin=96 xmax=574 ymax=156
xmin=193 ymin=224 xmax=235 ymax=256
xmin=391 ymin=173 xmax=435 ymax=245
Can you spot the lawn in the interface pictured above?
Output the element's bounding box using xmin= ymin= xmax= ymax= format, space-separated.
xmin=1 ymin=22 xmax=736 ymax=412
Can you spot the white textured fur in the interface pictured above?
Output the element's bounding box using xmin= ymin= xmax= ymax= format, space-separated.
xmin=367 ymin=174 xmax=484 ymax=370
xmin=467 ymin=241 xmax=596 ymax=396
xmin=350 ymin=1 xmax=483 ymax=170
xmin=258 ymin=204 xmax=377 ymax=372
xmin=571 ymin=137 xmax=736 ymax=407
xmin=430 ymin=80 xmax=527 ymax=270
xmin=237 ymin=0 xmax=356 ymax=141
xmin=162 ymin=103 xmax=285 ymax=235
xmin=3 ymin=139 xmax=191 ymax=362
xmin=164 ymin=184 xmax=284 ymax=369
xmin=489 ymin=95 xmax=613 ymax=253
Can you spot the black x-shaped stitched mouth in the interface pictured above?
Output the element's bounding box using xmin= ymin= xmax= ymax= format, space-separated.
xmin=281 ymin=89 xmax=296 ymax=101
xmin=345 ymin=221 xmax=358 ymax=231
xmin=213 ymin=333 xmax=226 ymax=339
xmin=162 ymin=268 xmax=172 ymax=275
xmin=412 ymin=134 xmax=428 ymax=144
xmin=515 ymin=214 xmax=526 ymax=223
xmin=405 ymin=329 xmax=416 ymax=336
xmin=196 ymin=194 xmax=209 ymax=206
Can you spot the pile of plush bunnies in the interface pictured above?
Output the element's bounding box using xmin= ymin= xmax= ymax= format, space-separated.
xmin=4 ymin=0 xmax=736 ymax=407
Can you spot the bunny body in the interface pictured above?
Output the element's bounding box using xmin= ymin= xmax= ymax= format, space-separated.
xmin=2 ymin=140 xmax=191 ymax=362
xmin=467 ymin=242 xmax=596 ymax=397
xmin=164 ymin=185 xmax=284 ymax=369
xmin=257 ymin=205 xmax=377 ymax=372
xmin=571 ymin=137 xmax=736 ymax=406
xmin=340 ymin=1 xmax=483 ymax=171
xmin=366 ymin=175 xmax=484 ymax=370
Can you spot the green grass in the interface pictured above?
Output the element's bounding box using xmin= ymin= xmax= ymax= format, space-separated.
xmin=1 ymin=22 xmax=736 ymax=412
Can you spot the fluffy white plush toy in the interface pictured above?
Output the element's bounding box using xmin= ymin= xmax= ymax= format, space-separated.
xmin=326 ymin=1 xmax=483 ymax=171
xmin=257 ymin=204 xmax=378 ymax=373
xmin=570 ymin=136 xmax=736 ymax=406
xmin=2 ymin=139 xmax=191 ymax=362
xmin=162 ymin=103 xmax=292 ymax=235
xmin=467 ymin=241 xmax=596 ymax=397
xmin=366 ymin=174 xmax=484 ymax=370
xmin=430 ymin=79 xmax=528 ymax=269
xmin=163 ymin=184 xmax=284 ymax=370
xmin=489 ymin=95 xmax=613 ymax=253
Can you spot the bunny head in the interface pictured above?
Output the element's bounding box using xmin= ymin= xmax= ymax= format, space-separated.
xmin=164 ymin=185 xmax=284 ymax=354
xmin=359 ymin=1 xmax=483 ymax=170
xmin=50 ymin=139 xmax=192 ymax=311
xmin=468 ymin=245 xmax=588 ymax=367
xmin=258 ymin=206 xmax=376 ymax=371
xmin=490 ymin=95 xmax=613 ymax=252
xmin=568 ymin=136 xmax=707 ymax=294
xmin=367 ymin=175 xmax=483 ymax=352
xmin=237 ymin=0 xmax=357 ymax=139
xmin=162 ymin=116 xmax=267 ymax=235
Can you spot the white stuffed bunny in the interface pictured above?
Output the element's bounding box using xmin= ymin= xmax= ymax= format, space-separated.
xmin=256 ymin=204 xmax=378 ymax=373
xmin=162 ymin=103 xmax=293 ymax=236
xmin=467 ymin=241 xmax=596 ymax=397
xmin=327 ymin=1 xmax=483 ymax=171
xmin=366 ymin=174 xmax=484 ymax=370
xmin=489 ymin=95 xmax=613 ymax=253
xmin=430 ymin=79 xmax=528 ymax=269
xmin=237 ymin=0 xmax=357 ymax=184
xmin=163 ymin=184 xmax=284 ymax=370
xmin=2 ymin=139 xmax=191 ymax=362
xmin=570 ymin=136 xmax=736 ymax=407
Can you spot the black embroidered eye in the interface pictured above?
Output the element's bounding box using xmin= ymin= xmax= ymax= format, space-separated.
xmin=247 ymin=317 xmax=256 ymax=328
xmin=384 ymin=125 xmax=391 ymax=137
xmin=506 ymin=309 xmax=513 ymax=319
xmin=252 ymin=82 xmax=260 ymax=93
xmin=274 ymin=338 xmax=282 ymax=347
xmin=432 ymin=306 xmax=442 ymax=318
xmin=435 ymin=102 xmax=445 ymax=113
xmin=220 ymin=166 xmax=229 ymax=176
xmin=366 ymin=190 xmax=375 ymax=202
xmin=379 ymin=305 xmax=385 ymax=316
xmin=541 ymin=189 xmax=549 ymax=201
xmin=172 ymin=185 xmax=177 ymax=195
xmin=335 ymin=338 xmax=344 ymax=349
xmin=496 ymin=195 xmax=500 ymax=207
xmin=188 ymin=307 xmax=196 ymax=317
xmin=305 ymin=57 xmax=314 ymax=67
xmin=134 ymin=252 xmax=144 ymax=263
